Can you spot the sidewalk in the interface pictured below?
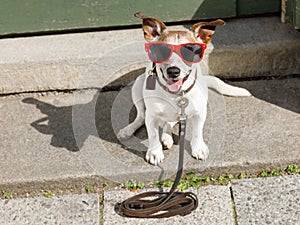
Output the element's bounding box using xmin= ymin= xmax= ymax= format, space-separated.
xmin=1 ymin=175 xmax=299 ymax=224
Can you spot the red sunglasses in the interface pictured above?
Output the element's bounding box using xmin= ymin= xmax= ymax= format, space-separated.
xmin=145 ymin=42 xmax=207 ymax=64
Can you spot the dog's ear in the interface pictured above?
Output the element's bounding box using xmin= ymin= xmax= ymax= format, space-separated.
xmin=191 ymin=19 xmax=225 ymax=44
xmin=134 ymin=12 xmax=167 ymax=42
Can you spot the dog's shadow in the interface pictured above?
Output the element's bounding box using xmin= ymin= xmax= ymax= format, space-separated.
xmin=22 ymin=69 xmax=148 ymax=156
xmin=22 ymin=97 xmax=81 ymax=151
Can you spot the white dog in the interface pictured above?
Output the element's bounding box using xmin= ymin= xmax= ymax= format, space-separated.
xmin=118 ymin=13 xmax=251 ymax=165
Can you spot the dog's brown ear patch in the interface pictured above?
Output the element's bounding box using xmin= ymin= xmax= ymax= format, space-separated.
xmin=134 ymin=12 xmax=149 ymax=19
xmin=134 ymin=12 xmax=167 ymax=42
xmin=191 ymin=19 xmax=225 ymax=44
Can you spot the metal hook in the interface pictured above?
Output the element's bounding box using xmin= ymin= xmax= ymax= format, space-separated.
xmin=148 ymin=64 xmax=157 ymax=76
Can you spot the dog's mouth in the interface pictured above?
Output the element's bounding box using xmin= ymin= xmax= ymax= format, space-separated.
xmin=166 ymin=79 xmax=184 ymax=92
xmin=161 ymin=68 xmax=192 ymax=92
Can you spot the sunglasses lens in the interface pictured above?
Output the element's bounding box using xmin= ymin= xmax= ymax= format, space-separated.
xmin=180 ymin=44 xmax=203 ymax=63
xmin=148 ymin=44 xmax=171 ymax=63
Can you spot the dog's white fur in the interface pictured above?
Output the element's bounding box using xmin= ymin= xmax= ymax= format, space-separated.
xmin=118 ymin=15 xmax=251 ymax=165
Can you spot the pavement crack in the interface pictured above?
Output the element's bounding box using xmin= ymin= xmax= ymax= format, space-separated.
xmin=229 ymin=184 xmax=239 ymax=225
xmin=99 ymin=194 xmax=104 ymax=225
xmin=0 ymin=86 xmax=123 ymax=98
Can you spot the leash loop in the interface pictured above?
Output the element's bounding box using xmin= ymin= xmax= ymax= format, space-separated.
xmin=119 ymin=94 xmax=198 ymax=218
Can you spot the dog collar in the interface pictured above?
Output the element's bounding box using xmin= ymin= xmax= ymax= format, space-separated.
xmin=151 ymin=63 xmax=197 ymax=95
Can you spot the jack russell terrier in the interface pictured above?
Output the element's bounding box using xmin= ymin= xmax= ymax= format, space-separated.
xmin=118 ymin=12 xmax=251 ymax=165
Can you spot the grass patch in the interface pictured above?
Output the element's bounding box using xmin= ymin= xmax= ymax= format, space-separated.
xmin=286 ymin=165 xmax=299 ymax=174
xmin=124 ymin=179 xmax=145 ymax=192
xmin=43 ymin=190 xmax=54 ymax=198
xmin=1 ymin=190 xmax=13 ymax=199
xmin=85 ymin=185 xmax=93 ymax=193
xmin=154 ymin=165 xmax=299 ymax=190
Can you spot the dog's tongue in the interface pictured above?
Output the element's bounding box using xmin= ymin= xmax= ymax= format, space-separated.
xmin=167 ymin=79 xmax=183 ymax=92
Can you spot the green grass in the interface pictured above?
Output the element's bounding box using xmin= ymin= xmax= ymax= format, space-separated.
xmin=43 ymin=190 xmax=54 ymax=198
xmin=124 ymin=179 xmax=145 ymax=191
xmin=286 ymin=165 xmax=299 ymax=174
xmin=153 ymin=165 xmax=300 ymax=191
xmin=1 ymin=190 xmax=13 ymax=199
xmin=85 ymin=185 xmax=93 ymax=193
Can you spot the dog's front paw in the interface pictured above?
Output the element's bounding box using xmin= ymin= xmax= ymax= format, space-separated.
xmin=146 ymin=148 xmax=164 ymax=165
xmin=161 ymin=133 xmax=174 ymax=150
xmin=191 ymin=140 xmax=209 ymax=161
xmin=117 ymin=126 xmax=134 ymax=140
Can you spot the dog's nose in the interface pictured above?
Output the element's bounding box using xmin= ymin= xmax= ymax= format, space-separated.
xmin=166 ymin=66 xmax=181 ymax=78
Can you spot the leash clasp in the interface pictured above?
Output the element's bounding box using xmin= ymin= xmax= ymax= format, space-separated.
xmin=177 ymin=92 xmax=189 ymax=121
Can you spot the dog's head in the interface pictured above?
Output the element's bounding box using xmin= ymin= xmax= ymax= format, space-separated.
xmin=135 ymin=12 xmax=225 ymax=92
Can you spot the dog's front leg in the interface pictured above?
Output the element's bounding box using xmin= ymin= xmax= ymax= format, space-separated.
xmin=161 ymin=122 xmax=176 ymax=150
xmin=145 ymin=113 xmax=164 ymax=165
xmin=190 ymin=112 xmax=209 ymax=161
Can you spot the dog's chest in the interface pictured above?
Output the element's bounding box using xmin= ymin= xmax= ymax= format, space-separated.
xmin=144 ymin=95 xmax=202 ymax=122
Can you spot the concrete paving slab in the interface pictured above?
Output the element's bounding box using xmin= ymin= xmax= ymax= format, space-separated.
xmin=0 ymin=77 xmax=299 ymax=190
xmin=0 ymin=193 xmax=100 ymax=225
xmin=231 ymin=175 xmax=300 ymax=225
xmin=1 ymin=16 xmax=299 ymax=94
xmin=103 ymin=186 xmax=234 ymax=225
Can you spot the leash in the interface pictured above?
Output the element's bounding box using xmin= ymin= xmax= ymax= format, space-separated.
xmin=119 ymin=92 xmax=198 ymax=218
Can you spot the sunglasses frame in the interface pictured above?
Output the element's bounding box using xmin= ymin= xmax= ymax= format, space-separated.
xmin=145 ymin=42 xmax=207 ymax=64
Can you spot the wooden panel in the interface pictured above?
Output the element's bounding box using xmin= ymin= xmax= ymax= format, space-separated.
xmin=0 ymin=0 xmax=235 ymax=36
xmin=284 ymin=0 xmax=300 ymax=29
xmin=237 ymin=0 xmax=281 ymax=16
xmin=295 ymin=0 xmax=300 ymax=29
xmin=291 ymin=0 xmax=300 ymax=29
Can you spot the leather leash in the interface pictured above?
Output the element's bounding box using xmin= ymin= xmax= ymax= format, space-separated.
xmin=119 ymin=93 xmax=198 ymax=218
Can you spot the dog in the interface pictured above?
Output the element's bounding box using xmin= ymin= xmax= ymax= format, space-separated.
xmin=118 ymin=12 xmax=251 ymax=165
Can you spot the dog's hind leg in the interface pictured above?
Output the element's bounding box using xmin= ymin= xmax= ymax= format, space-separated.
xmin=190 ymin=111 xmax=209 ymax=161
xmin=117 ymin=74 xmax=145 ymax=140
xmin=204 ymin=75 xmax=251 ymax=97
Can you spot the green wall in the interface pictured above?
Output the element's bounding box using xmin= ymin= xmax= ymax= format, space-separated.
xmin=0 ymin=0 xmax=281 ymax=36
